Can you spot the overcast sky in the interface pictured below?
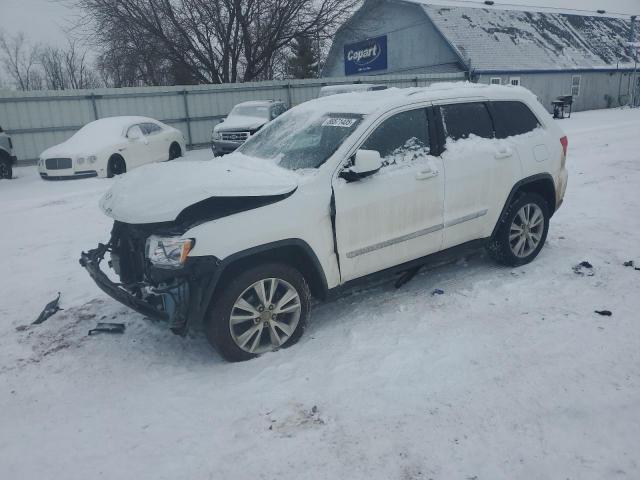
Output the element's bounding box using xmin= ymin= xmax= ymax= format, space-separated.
xmin=1 ymin=0 xmax=639 ymax=51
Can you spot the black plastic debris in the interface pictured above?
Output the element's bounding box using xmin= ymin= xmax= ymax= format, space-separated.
xmin=32 ymin=292 xmax=62 ymax=325
xmin=88 ymin=323 xmax=126 ymax=335
xmin=432 ymin=289 xmax=445 ymax=296
xmin=594 ymin=310 xmax=612 ymax=316
xmin=623 ymin=260 xmax=634 ymax=267
xmin=573 ymin=261 xmax=594 ymax=276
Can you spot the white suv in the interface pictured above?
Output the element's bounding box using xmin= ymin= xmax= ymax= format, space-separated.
xmin=81 ymin=83 xmax=568 ymax=362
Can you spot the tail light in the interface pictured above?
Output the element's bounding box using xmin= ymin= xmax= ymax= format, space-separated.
xmin=560 ymin=136 xmax=568 ymax=156
xmin=560 ymin=136 xmax=568 ymax=167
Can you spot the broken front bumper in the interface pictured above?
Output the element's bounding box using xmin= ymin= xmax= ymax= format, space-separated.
xmin=79 ymin=243 xmax=221 ymax=336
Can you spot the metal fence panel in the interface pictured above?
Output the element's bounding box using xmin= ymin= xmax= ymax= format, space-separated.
xmin=0 ymin=72 xmax=466 ymax=162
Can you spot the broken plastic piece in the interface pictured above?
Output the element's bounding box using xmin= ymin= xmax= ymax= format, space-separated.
xmin=594 ymin=310 xmax=612 ymax=316
xmin=432 ymin=289 xmax=445 ymax=296
xmin=32 ymin=292 xmax=62 ymax=325
xmin=88 ymin=323 xmax=126 ymax=335
xmin=623 ymin=260 xmax=634 ymax=267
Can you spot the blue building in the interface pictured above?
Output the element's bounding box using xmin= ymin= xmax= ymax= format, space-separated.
xmin=323 ymin=0 xmax=639 ymax=112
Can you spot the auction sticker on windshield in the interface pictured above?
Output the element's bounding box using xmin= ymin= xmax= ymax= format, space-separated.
xmin=323 ymin=118 xmax=358 ymax=128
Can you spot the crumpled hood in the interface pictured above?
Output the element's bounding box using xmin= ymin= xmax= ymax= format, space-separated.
xmin=100 ymin=154 xmax=298 ymax=224
xmin=214 ymin=115 xmax=267 ymax=132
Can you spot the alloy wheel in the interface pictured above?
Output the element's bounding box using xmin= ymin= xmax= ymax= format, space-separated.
xmin=229 ymin=278 xmax=302 ymax=354
xmin=509 ymin=203 xmax=545 ymax=258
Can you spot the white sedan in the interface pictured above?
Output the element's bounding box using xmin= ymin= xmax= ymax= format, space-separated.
xmin=38 ymin=116 xmax=186 ymax=179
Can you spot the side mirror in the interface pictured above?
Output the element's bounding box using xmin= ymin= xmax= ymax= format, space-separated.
xmin=340 ymin=149 xmax=383 ymax=182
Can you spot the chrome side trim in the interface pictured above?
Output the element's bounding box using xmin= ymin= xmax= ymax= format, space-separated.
xmin=345 ymin=209 xmax=488 ymax=259
xmin=346 ymin=224 xmax=444 ymax=259
xmin=445 ymin=209 xmax=488 ymax=228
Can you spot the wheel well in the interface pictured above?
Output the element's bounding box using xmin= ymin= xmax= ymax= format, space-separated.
xmin=170 ymin=141 xmax=181 ymax=151
xmin=516 ymin=177 xmax=556 ymax=214
xmin=213 ymin=245 xmax=328 ymax=301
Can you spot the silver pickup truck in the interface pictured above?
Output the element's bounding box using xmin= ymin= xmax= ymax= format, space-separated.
xmin=0 ymin=126 xmax=17 ymax=179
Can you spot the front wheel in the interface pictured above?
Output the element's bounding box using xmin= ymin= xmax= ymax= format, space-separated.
xmin=488 ymin=192 xmax=550 ymax=267
xmin=0 ymin=159 xmax=12 ymax=179
xmin=107 ymin=155 xmax=126 ymax=178
xmin=205 ymin=263 xmax=311 ymax=362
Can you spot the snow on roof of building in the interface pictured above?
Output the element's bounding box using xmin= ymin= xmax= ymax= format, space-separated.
xmin=403 ymin=2 xmax=635 ymax=72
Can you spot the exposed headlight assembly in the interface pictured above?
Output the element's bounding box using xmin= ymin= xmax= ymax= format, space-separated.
xmin=146 ymin=236 xmax=194 ymax=269
xmin=212 ymin=131 xmax=221 ymax=141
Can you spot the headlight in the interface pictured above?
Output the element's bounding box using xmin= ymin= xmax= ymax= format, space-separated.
xmin=88 ymin=155 xmax=97 ymax=163
xmin=212 ymin=131 xmax=221 ymax=141
xmin=146 ymin=236 xmax=194 ymax=269
xmin=77 ymin=157 xmax=86 ymax=165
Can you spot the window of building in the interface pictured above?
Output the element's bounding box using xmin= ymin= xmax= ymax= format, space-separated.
xmin=490 ymin=77 xmax=502 ymax=85
xmin=361 ymin=109 xmax=430 ymax=166
xmin=491 ymin=101 xmax=541 ymax=139
xmin=439 ymin=102 xmax=494 ymax=141
xmin=509 ymin=77 xmax=521 ymax=86
xmin=571 ymin=75 xmax=581 ymax=97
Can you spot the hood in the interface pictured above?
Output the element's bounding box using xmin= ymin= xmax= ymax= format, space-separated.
xmin=100 ymin=153 xmax=299 ymax=224
xmin=214 ymin=115 xmax=268 ymax=132
xmin=41 ymin=135 xmax=123 ymax=159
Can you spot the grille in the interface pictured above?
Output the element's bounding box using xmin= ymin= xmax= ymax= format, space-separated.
xmin=45 ymin=158 xmax=72 ymax=170
xmin=221 ymin=131 xmax=249 ymax=142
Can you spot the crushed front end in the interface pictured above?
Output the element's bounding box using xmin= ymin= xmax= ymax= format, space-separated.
xmin=80 ymin=221 xmax=220 ymax=336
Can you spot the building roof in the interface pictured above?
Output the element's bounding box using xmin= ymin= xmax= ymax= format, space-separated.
xmin=405 ymin=2 xmax=636 ymax=72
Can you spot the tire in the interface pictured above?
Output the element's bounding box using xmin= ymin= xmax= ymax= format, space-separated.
xmin=107 ymin=155 xmax=127 ymax=178
xmin=0 ymin=158 xmax=12 ymax=179
xmin=205 ymin=263 xmax=311 ymax=362
xmin=488 ymin=192 xmax=550 ymax=267
xmin=169 ymin=142 xmax=182 ymax=160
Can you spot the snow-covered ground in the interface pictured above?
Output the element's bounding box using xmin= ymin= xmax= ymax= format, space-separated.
xmin=1 ymin=108 xmax=639 ymax=479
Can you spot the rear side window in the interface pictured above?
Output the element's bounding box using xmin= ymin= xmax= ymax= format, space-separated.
xmin=361 ymin=108 xmax=430 ymax=163
xmin=440 ymin=102 xmax=493 ymax=141
xmin=491 ymin=101 xmax=541 ymax=138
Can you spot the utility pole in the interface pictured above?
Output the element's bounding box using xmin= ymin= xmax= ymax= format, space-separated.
xmin=629 ymin=16 xmax=638 ymax=107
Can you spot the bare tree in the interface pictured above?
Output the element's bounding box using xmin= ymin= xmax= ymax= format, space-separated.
xmin=72 ymin=0 xmax=359 ymax=86
xmin=0 ymin=32 xmax=43 ymax=90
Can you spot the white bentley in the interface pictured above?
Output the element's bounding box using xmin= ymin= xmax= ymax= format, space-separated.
xmin=38 ymin=116 xmax=186 ymax=179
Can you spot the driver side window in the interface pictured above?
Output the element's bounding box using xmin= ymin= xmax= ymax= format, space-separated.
xmin=361 ymin=108 xmax=430 ymax=168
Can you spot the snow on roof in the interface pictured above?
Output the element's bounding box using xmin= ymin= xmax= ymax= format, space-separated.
xmin=236 ymin=100 xmax=280 ymax=107
xmin=300 ymin=82 xmax=536 ymax=116
xmin=403 ymin=2 xmax=635 ymax=72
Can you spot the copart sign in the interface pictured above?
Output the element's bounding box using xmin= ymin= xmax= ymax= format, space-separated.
xmin=344 ymin=36 xmax=388 ymax=75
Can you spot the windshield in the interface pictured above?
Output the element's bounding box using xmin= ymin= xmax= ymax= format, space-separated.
xmin=230 ymin=105 xmax=270 ymax=119
xmin=238 ymin=109 xmax=363 ymax=170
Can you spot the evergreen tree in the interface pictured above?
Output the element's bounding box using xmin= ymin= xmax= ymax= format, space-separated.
xmin=287 ymin=35 xmax=319 ymax=79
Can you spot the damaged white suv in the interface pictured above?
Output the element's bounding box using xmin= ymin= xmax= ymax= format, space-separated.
xmin=81 ymin=83 xmax=568 ymax=362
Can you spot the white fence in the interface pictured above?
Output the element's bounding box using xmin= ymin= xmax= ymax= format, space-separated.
xmin=0 ymin=72 xmax=466 ymax=163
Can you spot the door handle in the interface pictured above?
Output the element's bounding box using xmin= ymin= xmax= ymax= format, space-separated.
xmin=416 ymin=169 xmax=439 ymax=180
xmin=494 ymin=149 xmax=513 ymax=159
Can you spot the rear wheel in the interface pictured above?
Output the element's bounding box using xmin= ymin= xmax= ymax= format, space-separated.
xmin=0 ymin=158 xmax=12 ymax=179
xmin=205 ymin=263 xmax=311 ymax=362
xmin=107 ymin=155 xmax=126 ymax=178
xmin=488 ymin=192 xmax=550 ymax=267
xmin=169 ymin=142 xmax=182 ymax=160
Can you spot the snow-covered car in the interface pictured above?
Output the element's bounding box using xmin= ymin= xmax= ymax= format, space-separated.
xmin=318 ymin=83 xmax=387 ymax=97
xmin=211 ymin=100 xmax=287 ymax=156
xmin=0 ymin=125 xmax=17 ymax=180
xmin=81 ymin=83 xmax=568 ymax=362
xmin=38 ymin=116 xmax=186 ymax=179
